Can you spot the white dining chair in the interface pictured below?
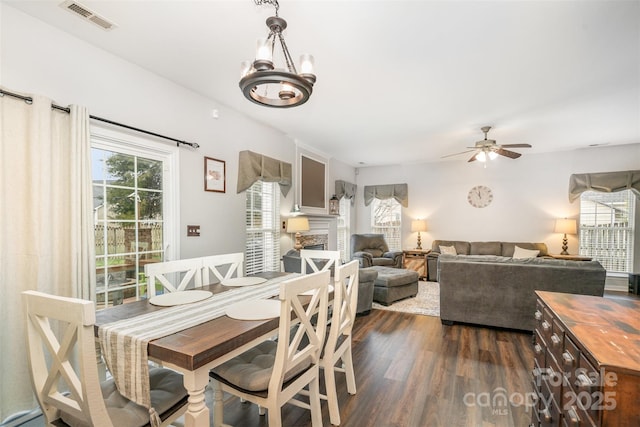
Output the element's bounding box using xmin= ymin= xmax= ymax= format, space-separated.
xmin=320 ymin=259 xmax=360 ymax=425
xmin=300 ymin=249 xmax=342 ymax=274
xmin=209 ymin=270 xmax=330 ymax=427
xmin=144 ymin=257 xmax=203 ymax=297
xmin=201 ymin=252 xmax=244 ymax=284
xmin=22 ymin=290 xmax=188 ymax=427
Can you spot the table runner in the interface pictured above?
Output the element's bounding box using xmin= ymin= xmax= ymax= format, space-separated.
xmin=98 ymin=274 xmax=296 ymax=416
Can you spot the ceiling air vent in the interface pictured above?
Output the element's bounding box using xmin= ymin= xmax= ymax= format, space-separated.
xmin=59 ymin=0 xmax=117 ymax=31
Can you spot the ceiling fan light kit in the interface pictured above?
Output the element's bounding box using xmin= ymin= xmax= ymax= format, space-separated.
xmin=239 ymin=0 xmax=316 ymax=108
xmin=442 ymin=126 xmax=532 ymax=165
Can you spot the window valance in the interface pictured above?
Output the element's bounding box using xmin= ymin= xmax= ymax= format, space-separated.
xmin=237 ymin=150 xmax=292 ymax=196
xmin=335 ymin=180 xmax=357 ymax=205
xmin=568 ymin=170 xmax=640 ymax=202
xmin=364 ymin=183 xmax=409 ymax=207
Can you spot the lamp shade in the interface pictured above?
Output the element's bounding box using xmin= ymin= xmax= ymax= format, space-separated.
xmin=286 ymin=217 xmax=309 ymax=233
xmin=554 ymin=218 xmax=577 ymax=235
xmin=411 ymin=219 xmax=427 ymax=233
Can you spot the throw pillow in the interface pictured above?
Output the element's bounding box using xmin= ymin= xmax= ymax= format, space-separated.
xmin=440 ymin=245 xmax=457 ymax=255
xmin=512 ymin=245 xmax=540 ymax=259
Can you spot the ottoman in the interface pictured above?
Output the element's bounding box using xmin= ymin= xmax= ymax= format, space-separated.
xmin=371 ymin=266 xmax=419 ymax=306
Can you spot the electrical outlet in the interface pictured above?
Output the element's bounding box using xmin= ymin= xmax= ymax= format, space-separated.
xmin=283 ymin=221 xmax=287 ymax=230
xmin=187 ymin=225 xmax=200 ymax=236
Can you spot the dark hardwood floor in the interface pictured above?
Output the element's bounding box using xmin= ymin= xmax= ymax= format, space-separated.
xmin=220 ymin=309 xmax=535 ymax=427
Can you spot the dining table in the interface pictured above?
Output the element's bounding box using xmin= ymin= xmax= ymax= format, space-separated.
xmin=94 ymin=271 xmax=293 ymax=427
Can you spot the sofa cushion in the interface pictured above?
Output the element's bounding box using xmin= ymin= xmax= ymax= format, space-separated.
xmin=470 ymin=241 xmax=502 ymax=256
xmin=512 ymin=245 xmax=540 ymax=259
xmin=501 ymin=242 xmax=548 ymax=257
xmin=431 ymin=240 xmax=470 ymax=255
xmin=439 ymin=245 xmax=457 ymax=255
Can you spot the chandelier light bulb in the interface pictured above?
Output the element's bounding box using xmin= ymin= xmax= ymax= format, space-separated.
xmin=279 ymin=83 xmax=295 ymax=100
xmin=255 ymin=38 xmax=272 ymax=61
xmin=299 ymin=54 xmax=315 ymax=74
xmin=240 ymin=60 xmax=252 ymax=78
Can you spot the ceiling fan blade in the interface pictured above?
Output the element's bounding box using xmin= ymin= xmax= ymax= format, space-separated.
xmin=495 ymin=148 xmax=522 ymax=159
xmin=500 ymin=143 xmax=532 ymax=148
xmin=467 ymin=153 xmax=478 ymax=162
xmin=441 ymin=149 xmax=476 ymax=159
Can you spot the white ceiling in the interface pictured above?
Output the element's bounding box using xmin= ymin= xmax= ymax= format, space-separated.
xmin=6 ymin=0 xmax=640 ymax=166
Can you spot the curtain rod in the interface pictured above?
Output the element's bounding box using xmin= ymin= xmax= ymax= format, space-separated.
xmin=0 ymin=88 xmax=200 ymax=149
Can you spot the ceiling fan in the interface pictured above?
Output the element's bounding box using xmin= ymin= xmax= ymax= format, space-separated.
xmin=442 ymin=126 xmax=532 ymax=162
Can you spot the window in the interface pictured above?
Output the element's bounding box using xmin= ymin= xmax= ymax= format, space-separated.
xmin=579 ymin=190 xmax=636 ymax=273
xmin=92 ymin=129 xmax=178 ymax=308
xmin=337 ymin=198 xmax=351 ymax=261
xmin=371 ymin=198 xmax=402 ymax=251
xmin=245 ymin=181 xmax=281 ymax=275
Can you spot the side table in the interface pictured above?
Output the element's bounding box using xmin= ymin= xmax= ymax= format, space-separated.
xmin=402 ymin=249 xmax=430 ymax=281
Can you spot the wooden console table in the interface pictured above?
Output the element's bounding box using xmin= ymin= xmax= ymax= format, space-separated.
xmin=532 ymin=291 xmax=640 ymax=426
xmin=403 ymin=249 xmax=430 ymax=280
xmin=548 ymin=254 xmax=592 ymax=261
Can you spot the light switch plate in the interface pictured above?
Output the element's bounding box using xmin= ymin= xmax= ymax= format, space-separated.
xmin=187 ymin=225 xmax=200 ymax=236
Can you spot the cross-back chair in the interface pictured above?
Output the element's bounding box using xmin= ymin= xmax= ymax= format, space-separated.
xmin=22 ymin=290 xmax=188 ymax=427
xmin=201 ymin=252 xmax=244 ymax=284
xmin=143 ymin=257 xmax=203 ymax=297
xmin=209 ymin=270 xmax=330 ymax=427
xmin=300 ymin=249 xmax=342 ymax=274
xmin=320 ymin=259 xmax=360 ymax=425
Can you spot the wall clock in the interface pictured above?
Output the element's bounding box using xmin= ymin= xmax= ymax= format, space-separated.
xmin=467 ymin=185 xmax=493 ymax=208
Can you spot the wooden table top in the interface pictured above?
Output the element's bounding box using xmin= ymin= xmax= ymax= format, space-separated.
xmin=536 ymin=291 xmax=640 ymax=375
xmin=95 ymin=271 xmax=287 ymax=371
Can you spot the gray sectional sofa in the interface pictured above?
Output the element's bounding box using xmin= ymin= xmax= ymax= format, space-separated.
xmin=438 ymin=254 xmax=606 ymax=331
xmin=426 ymin=240 xmax=549 ymax=282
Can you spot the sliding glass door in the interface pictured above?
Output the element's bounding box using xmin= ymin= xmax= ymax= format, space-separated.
xmin=92 ymin=128 xmax=178 ymax=308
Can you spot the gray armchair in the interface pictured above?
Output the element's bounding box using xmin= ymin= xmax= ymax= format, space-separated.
xmin=350 ymin=234 xmax=403 ymax=268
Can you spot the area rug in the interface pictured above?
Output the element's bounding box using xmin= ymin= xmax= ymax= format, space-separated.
xmin=372 ymin=281 xmax=440 ymax=317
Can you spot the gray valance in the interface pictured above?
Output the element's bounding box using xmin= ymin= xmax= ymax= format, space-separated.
xmin=335 ymin=180 xmax=357 ymax=205
xmin=237 ymin=150 xmax=292 ymax=196
xmin=568 ymin=170 xmax=640 ymax=202
xmin=364 ymin=183 xmax=409 ymax=207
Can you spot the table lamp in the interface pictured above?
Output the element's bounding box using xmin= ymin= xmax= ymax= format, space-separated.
xmin=411 ymin=219 xmax=427 ymax=250
xmin=287 ymin=216 xmax=310 ymax=250
xmin=554 ymin=218 xmax=577 ymax=255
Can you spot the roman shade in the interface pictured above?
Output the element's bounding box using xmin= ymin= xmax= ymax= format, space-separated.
xmin=237 ymin=150 xmax=292 ymax=196
xmin=568 ymin=170 xmax=640 ymax=202
xmin=363 ymin=183 xmax=409 ymax=207
xmin=335 ymin=180 xmax=357 ymax=205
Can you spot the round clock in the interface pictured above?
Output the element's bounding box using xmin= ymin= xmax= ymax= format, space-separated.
xmin=467 ymin=185 xmax=493 ymax=208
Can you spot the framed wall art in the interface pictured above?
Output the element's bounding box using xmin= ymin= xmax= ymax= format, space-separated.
xmin=204 ymin=156 xmax=226 ymax=193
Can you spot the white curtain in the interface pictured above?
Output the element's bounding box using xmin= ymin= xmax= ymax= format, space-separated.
xmin=0 ymin=90 xmax=95 ymax=421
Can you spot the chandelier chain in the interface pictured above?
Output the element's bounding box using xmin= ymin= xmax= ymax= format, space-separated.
xmin=254 ymin=0 xmax=279 ymax=16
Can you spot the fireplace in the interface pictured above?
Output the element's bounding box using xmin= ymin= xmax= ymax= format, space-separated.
xmin=299 ymin=215 xmax=337 ymax=251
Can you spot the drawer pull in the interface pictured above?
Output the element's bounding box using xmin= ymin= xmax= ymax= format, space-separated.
xmin=577 ymin=373 xmax=595 ymax=389
xmin=567 ymin=407 xmax=580 ymax=425
xmin=562 ymin=351 xmax=575 ymax=366
xmin=542 ymin=320 xmax=551 ymax=331
xmin=542 ymin=408 xmax=552 ymax=423
xmin=551 ymin=333 xmax=561 ymax=346
xmin=534 ymin=310 xmax=542 ymax=320
xmin=534 ymin=343 xmax=543 ymax=355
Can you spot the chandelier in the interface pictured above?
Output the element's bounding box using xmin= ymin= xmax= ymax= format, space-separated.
xmin=239 ymin=0 xmax=316 ymax=108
